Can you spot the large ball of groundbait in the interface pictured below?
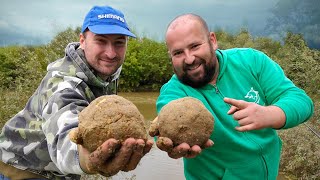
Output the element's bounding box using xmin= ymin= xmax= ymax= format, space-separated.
xmin=158 ymin=97 xmax=214 ymax=147
xmin=69 ymin=95 xmax=148 ymax=152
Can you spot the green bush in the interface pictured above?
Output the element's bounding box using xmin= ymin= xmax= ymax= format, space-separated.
xmin=119 ymin=37 xmax=172 ymax=91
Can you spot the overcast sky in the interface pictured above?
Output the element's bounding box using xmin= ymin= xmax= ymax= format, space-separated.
xmin=1 ymin=0 xmax=278 ymax=46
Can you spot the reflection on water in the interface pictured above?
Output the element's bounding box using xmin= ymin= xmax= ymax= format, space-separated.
xmin=119 ymin=92 xmax=159 ymax=122
xmin=110 ymin=144 xmax=185 ymax=180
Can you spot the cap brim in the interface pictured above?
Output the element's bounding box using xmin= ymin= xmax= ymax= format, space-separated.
xmin=88 ymin=25 xmax=136 ymax=38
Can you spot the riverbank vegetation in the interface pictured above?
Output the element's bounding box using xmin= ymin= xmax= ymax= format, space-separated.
xmin=0 ymin=27 xmax=319 ymax=179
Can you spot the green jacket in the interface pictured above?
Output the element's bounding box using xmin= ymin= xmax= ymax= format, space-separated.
xmin=156 ymin=48 xmax=314 ymax=180
xmin=0 ymin=42 xmax=120 ymax=179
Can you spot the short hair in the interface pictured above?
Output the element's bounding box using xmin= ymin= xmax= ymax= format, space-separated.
xmin=166 ymin=13 xmax=209 ymax=34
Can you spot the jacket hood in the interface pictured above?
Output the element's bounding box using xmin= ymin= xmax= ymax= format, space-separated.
xmin=47 ymin=42 xmax=122 ymax=88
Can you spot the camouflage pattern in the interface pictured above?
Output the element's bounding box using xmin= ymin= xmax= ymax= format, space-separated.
xmin=0 ymin=42 xmax=120 ymax=179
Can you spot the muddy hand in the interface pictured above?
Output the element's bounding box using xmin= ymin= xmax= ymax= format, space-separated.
xmin=79 ymin=138 xmax=153 ymax=177
xmin=78 ymin=139 xmax=120 ymax=175
xmin=156 ymin=137 xmax=213 ymax=159
xmin=122 ymin=138 xmax=153 ymax=172
xmin=149 ymin=116 xmax=213 ymax=159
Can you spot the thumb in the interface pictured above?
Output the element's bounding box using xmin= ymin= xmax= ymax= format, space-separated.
xmin=148 ymin=117 xmax=159 ymax=137
xmin=69 ymin=128 xmax=82 ymax=144
xmin=156 ymin=137 xmax=173 ymax=152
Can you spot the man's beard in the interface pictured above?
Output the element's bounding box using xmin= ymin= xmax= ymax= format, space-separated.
xmin=174 ymin=52 xmax=216 ymax=88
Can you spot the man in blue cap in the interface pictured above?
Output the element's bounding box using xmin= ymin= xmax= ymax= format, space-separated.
xmin=0 ymin=5 xmax=153 ymax=180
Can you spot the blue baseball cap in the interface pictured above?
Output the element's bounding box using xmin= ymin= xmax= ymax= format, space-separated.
xmin=81 ymin=5 xmax=136 ymax=38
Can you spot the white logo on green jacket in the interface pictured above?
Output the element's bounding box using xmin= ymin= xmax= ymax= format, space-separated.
xmin=244 ymin=87 xmax=260 ymax=103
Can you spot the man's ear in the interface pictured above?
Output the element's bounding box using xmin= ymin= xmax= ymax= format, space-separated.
xmin=79 ymin=33 xmax=85 ymax=48
xmin=209 ymin=32 xmax=218 ymax=50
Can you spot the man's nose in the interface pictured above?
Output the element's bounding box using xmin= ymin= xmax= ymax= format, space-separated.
xmin=184 ymin=50 xmax=195 ymax=64
xmin=104 ymin=45 xmax=117 ymax=59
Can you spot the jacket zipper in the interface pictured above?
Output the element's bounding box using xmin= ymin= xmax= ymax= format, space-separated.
xmin=213 ymin=84 xmax=219 ymax=94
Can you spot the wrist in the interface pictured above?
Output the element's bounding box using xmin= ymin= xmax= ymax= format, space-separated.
xmin=78 ymin=145 xmax=96 ymax=174
xmin=268 ymin=106 xmax=286 ymax=129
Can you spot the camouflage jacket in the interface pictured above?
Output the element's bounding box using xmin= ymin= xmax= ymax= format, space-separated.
xmin=0 ymin=42 xmax=120 ymax=179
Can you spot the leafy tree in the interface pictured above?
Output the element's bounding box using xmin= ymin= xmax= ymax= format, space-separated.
xmin=0 ymin=52 xmax=17 ymax=87
xmin=46 ymin=27 xmax=81 ymax=62
xmin=120 ymin=37 xmax=172 ymax=91
xmin=0 ymin=46 xmax=44 ymax=89
xmin=215 ymin=29 xmax=235 ymax=49
xmin=252 ymin=37 xmax=281 ymax=59
xmin=233 ymin=28 xmax=254 ymax=48
xmin=276 ymin=32 xmax=320 ymax=94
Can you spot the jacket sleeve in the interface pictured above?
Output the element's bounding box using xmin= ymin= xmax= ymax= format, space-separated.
xmin=41 ymin=87 xmax=89 ymax=175
xmin=254 ymin=50 xmax=314 ymax=129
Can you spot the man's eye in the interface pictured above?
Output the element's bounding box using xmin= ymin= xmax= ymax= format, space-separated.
xmin=191 ymin=44 xmax=200 ymax=49
xmin=95 ymin=39 xmax=105 ymax=44
xmin=173 ymin=51 xmax=182 ymax=56
xmin=115 ymin=41 xmax=126 ymax=46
